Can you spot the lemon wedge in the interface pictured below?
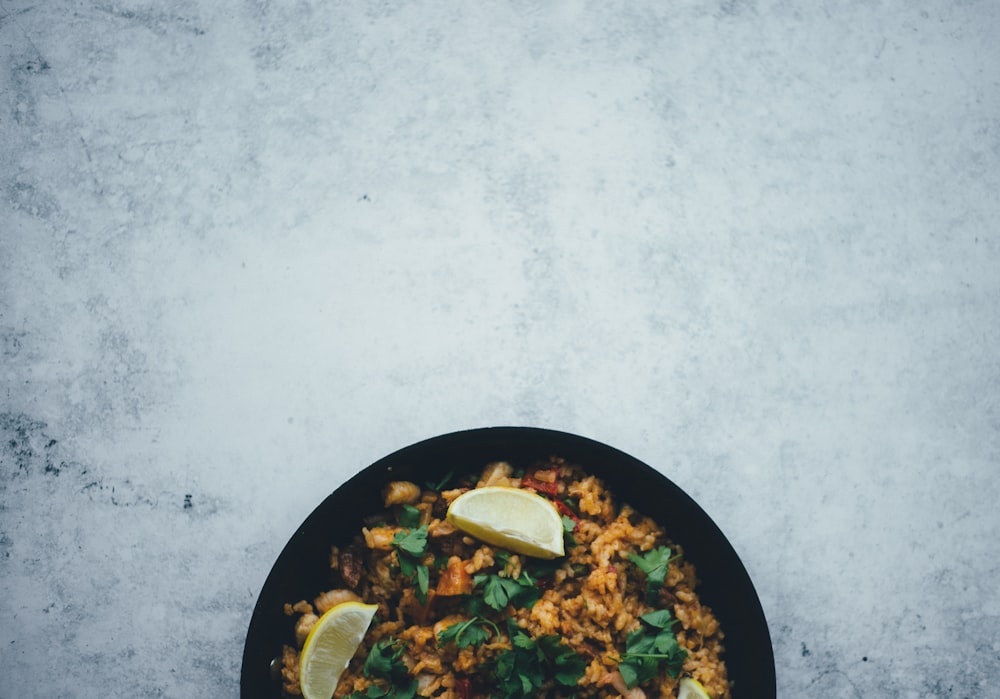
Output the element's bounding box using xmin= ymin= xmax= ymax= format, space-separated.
xmin=446 ymin=486 xmax=565 ymax=559
xmin=677 ymin=677 xmax=712 ymax=699
xmin=299 ymin=601 xmax=378 ymax=699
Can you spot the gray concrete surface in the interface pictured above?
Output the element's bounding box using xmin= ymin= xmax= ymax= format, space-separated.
xmin=2 ymin=1 xmax=999 ymax=697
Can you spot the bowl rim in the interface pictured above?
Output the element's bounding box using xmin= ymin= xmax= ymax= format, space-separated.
xmin=241 ymin=426 xmax=776 ymax=698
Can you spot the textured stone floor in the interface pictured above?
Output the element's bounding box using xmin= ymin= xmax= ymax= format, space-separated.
xmin=2 ymin=1 xmax=999 ymax=697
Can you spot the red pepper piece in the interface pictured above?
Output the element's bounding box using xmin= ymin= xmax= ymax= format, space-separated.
xmin=522 ymin=468 xmax=560 ymax=496
xmin=552 ymin=499 xmax=580 ymax=527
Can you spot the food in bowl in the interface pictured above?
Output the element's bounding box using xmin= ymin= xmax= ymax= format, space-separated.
xmin=278 ymin=456 xmax=731 ymax=698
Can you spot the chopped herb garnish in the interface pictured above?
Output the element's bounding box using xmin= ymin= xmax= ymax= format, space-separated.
xmin=397 ymin=552 xmax=416 ymax=577
xmin=361 ymin=639 xmax=402 ymax=679
xmin=615 ymin=608 xmax=687 ymax=687
xmin=397 ymin=504 xmax=422 ymax=529
xmin=392 ymin=525 xmax=430 ymax=604
xmin=562 ymin=515 xmax=578 ymax=548
xmin=474 ymin=571 xmax=542 ymax=611
xmin=436 ymin=616 xmax=500 ymax=649
xmin=638 ymin=609 xmax=675 ymax=629
xmin=345 ymin=686 xmax=389 ymax=699
xmin=461 ymin=592 xmax=488 ymax=617
xmin=416 ymin=564 xmax=429 ymax=600
xmin=526 ymin=557 xmax=564 ymax=578
xmin=491 ymin=619 xmax=585 ymax=698
xmin=425 ymin=469 xmax=455 ymax=492
xmin=392 ymin=526 xmax=428 ymax=558
xmin=349 ymin=639 xmax=418 ymax=699
xmin=628 ymin=545 xmax=679 ymax=604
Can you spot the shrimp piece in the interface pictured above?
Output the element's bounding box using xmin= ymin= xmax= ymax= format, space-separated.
xmin=363 ymin=526 xmax=401 ymax=550
xmin=478 ymin=461 xmax=513 ymax=487
xmin=313 ymin=588 xmax=362 ymax=614
xmin=601 ymin=670 xmax=647 ymax=699
xmin=294 ymin=612 xmax=318 ymax=647
xmin=428 ymin=519 xmax=458 ymax=538
xmin=383 ymin=481 xmax=421 ymax=506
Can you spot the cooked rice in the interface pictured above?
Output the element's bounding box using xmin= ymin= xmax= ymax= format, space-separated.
xmin=280 ymin=457 xmax=731 ymax=699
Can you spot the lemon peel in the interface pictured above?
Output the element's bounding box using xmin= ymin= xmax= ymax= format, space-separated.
xmin=299 ymin=601 xmax=377 ymax=699
xmin=678 ymin=677 xmax=712 ymax=699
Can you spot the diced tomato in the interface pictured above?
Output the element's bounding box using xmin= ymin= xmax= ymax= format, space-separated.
xmin=455 ymin=678 xmax=471 ymax=699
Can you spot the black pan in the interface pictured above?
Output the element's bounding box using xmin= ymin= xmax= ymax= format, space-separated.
xmin=241 ymin=426 xmax=775 ymax=698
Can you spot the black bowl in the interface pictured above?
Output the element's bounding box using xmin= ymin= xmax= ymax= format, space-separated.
xmin=241 ymin=426 xmax=775 ymax=698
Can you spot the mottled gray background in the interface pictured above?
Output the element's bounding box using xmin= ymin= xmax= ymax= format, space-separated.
xmin=2 ymin=1 xmax=998 ymax=697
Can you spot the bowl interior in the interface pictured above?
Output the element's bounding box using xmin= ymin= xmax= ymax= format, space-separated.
xmin=241 ymin=427 xmax=775 ymax=698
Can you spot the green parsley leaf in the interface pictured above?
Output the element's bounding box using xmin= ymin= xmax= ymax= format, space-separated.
xmin=397 ymin=553 xmax=416 ymax=578
xmin=397 ymin=504 xmax=422 ymax=529
xmin=525 ymin=557 xmax=564 ymax=578
xmin=512 ymin=631 xmax=536 ymax=651
xmin=344 ymin=685 xmax=386 ymax=699
xmin=491 ymin=621 xmax=585 ymax=699
xmin=392 ymin=526 xmax=428 ymax=557
xmin=626 ymin=627 xmax=657 ymax=655
xmin=415 ymin=564 xmax=429 ymax=605
xmin=562 ymin=515 xmax=578 ymax=548
xmin=391 ymin=525 xmax=430 ymax=603
xmin=618 ymin=651 xmax=660 ymax=687
xmin=461 ymin=592 xmax=488 ymax=617
xmin=360 ymin=639 xmax=418 ymax=699
xmin=481 ymin=575 xmax=516 ymax=610
xmin=436 ymin=616 xmax=500 ymax=649
xmin=362 ymin=639 xmax=404 ymax=679
xmin=618 ymin=660 xmax=640 ymax=689
xmin=425 ymin=469 xmax=454 ymax=492
xmin=638 ymin=609 xmax=677 ymax=629
xmin=654 ymin=629 xmax=682 ymax=655
xmin=616 ymin=608 xmax=687 ymax=687
xmin=478 ymin=572 xmax=541 ymax=611
xmin=388 ymin=678 xmax=417 ymax=699
xmin=628 ymin=546 xmax=678 ymax=604
xmin=536 ymin=635 xmax=587 ymax=685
